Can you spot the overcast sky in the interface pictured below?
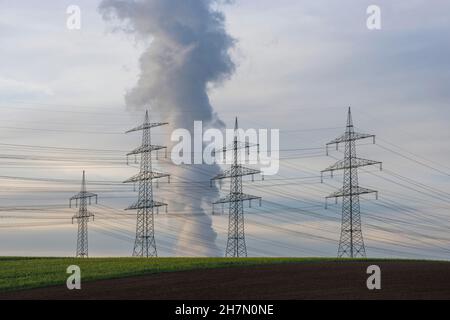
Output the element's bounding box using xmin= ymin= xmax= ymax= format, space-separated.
xmin=0 ymin=0 xmax=449 ymax=259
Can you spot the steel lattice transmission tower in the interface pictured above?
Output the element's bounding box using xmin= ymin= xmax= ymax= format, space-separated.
xmin=321 ymin=108 xmax=382 ymax=258
xmin=124 ymin=110 xmax=170 ymax=257
xmin=70 ymin=170 xmax=97 ymax=258
xmin=211 ymin=118 xmax=262 ymax=257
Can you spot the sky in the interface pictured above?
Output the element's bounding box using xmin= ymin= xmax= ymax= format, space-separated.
xmin=0 ymin=0 xmax=449 ymax=259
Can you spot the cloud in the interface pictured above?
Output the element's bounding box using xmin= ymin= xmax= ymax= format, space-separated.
xmin=0 ymin=77 xmax=53 ymax=98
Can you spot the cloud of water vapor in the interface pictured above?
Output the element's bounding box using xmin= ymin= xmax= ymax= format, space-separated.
xmin=99 ymin=0 xmax=236 ymax=256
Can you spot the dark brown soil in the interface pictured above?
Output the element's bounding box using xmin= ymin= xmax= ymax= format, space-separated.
xmin=1 ymin=260 xmax=450 ymax=300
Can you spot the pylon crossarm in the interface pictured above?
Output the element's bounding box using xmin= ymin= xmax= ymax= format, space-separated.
xmin=72 ymin=212 xmax=94 ymax=220
xmin=326 ymin=132 xmax=375 ymax=146
xmin=321 ymin=157 xmax=382 ymax=174
xmin=125 ymin=200 xmax=168 ymax=210
xmin=70 ymin=191 xmax=97 ymax=201
xmin=125 ymin=122 xmax=168 ymax=134
xmin=216 ymin=141 xmax=259 ymax=154
xmin=124 ymin=171 xmax=170 ymax=183
xmin=326 ymin=186 xmax=378 ymax=198
xmin=127 ymin=145 xmax=166 ymax=156
xmin=213 ymin=193 xmax=261 ymax=205
xmin=212 ymin=165 xmax=261 ymax=181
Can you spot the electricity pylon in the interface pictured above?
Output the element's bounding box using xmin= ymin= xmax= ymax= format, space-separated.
xmin=70 ymin=170 xmax=97 ymax=258
xmin=321 ymin=107 xmax=382 ymax=258
xmin=211 ymin=117 xmax=262 ymax=257
xmin=124 ymin=110 xmax=170 ymax=257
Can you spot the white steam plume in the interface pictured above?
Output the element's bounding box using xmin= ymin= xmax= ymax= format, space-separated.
xmin=99 ymin=0 xmax=235 ymax=256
